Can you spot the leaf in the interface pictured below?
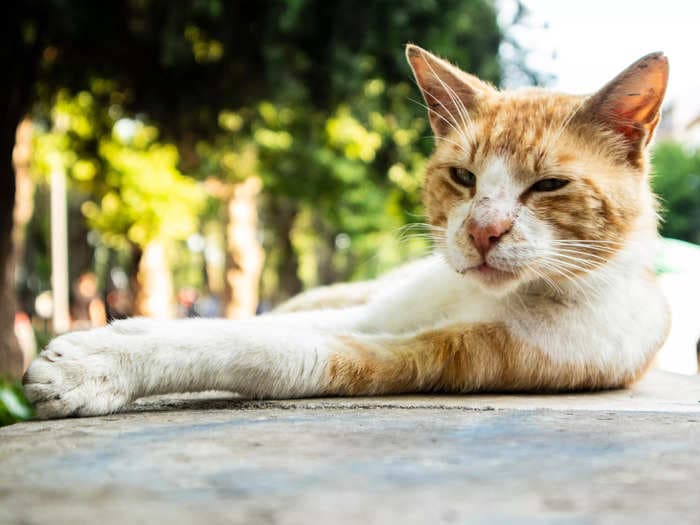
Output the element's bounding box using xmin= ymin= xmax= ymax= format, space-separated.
xmin=0 ymin=381 xmax=34 ymax=426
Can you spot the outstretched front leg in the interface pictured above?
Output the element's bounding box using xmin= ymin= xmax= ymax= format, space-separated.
xmin=23 ymin=309 xmax=635 ymax=418
xmin=23 ymin=313 xmax=344 ymax=418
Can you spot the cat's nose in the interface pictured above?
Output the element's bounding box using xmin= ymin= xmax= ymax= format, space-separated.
xmin=467 ymin=218 xmax=512 ymax=256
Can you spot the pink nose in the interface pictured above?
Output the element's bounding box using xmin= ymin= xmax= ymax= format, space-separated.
xmin=467 ymin=218 xmax=513 ymax=256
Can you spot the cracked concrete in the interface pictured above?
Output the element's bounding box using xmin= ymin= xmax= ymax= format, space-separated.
xmin=1 ymin=370 xmax=699 ymax=524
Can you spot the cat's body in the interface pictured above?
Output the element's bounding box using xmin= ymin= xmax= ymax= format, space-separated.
xmin=24 ymin=46 xmax=671 ymax=418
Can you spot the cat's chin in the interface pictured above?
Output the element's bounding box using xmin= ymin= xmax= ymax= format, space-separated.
xmin=459 ymin=263 xmax=522 ymax=294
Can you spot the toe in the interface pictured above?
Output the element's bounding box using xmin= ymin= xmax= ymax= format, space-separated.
xmin=23 ymin=382 xmax=60 ymax=403
xmin=23 ymin=358 xmax=64 ymax=387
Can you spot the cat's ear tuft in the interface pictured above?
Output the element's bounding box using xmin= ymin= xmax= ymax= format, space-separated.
xmin=584 ymin=52 xmax=669 ymax=162
xmin=405 ymin=44 xmax=490 ymax=137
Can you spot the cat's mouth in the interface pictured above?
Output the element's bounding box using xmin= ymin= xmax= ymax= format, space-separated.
xmin=462 ymin=262 xmax=518 ymax=283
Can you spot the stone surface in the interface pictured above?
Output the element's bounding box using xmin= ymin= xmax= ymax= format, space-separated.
xmin=1 ymin=370 xmax=699 ymax=524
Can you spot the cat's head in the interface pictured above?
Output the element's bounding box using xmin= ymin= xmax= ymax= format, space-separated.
xmin=407 ymin=45 xmax=668 ymax=294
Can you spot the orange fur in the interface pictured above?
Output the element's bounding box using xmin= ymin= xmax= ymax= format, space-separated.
xmin=325 ymin=323 xmax=657 ymax=396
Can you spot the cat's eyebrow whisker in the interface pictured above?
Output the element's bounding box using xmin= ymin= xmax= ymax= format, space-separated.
xmin=415 ymin=53 xmax=478 ymax=148
xmin=440 ymin=83 xmax=477 ymax=147
xmin=426 ymin=96 xmax=473 ymax=151
xmin=408 ymin=96 xmax=471 ymax=151
xmin=432 ymin=135 xmax=472 ymax=155
xmin=408 ymin=73 xmax=473 ymax=147
xmin=419 ymin=52 xmax=477 ymax=145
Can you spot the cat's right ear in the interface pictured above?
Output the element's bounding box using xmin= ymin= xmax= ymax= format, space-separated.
xmin=406 ymin=44 xmax=490 ymax=137
xmin=582 ymin=52 xmax=669 ymax=164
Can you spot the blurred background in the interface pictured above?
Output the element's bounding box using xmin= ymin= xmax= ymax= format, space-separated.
xmin=2 ymin=0 xmax=699 ymax=420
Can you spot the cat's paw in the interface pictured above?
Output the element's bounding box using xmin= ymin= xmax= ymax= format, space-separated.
xmin=23 ymin=328 xmax=137 ymax=419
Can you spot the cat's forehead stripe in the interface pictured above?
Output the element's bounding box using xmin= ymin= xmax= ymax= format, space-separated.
xmin=446 ymin=96 xmax=584 ymax=174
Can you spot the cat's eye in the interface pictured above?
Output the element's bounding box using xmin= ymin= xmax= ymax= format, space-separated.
xmin=530 ymin=178 xmax=570 ymax=192
xmin=448 ymin=167 xmax=476 ymax=188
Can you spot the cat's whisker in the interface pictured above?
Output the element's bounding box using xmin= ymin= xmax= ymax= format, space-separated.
xmin=432 ymin=135 xmax=471 ymax=155
xmin=541 ymin=252 xmax=619 ymax=283
xmin=395 ymin=222 xmax=446 ymax=234
xmin=409 ymin=71 xmax=473 ymax=147
xmin=535 ymin=248 xmax=616 ymax=268
xmin=536 ymin=261 xmax=599 ymax=310
xmin=408 ymin=92 xmax=470 ymax=146
xmin=408 ymin=96 xmax=471 ymax=153
xmin=547 ymin=247 xmax=626 ymax=266
xmin=549 ymin=243 xmax=622 ymax=251
xmin=547 ymin=256 xmax=616 ymax=296
xmin=551 ymin=238 xmax=636 ymax=246
xmin=526 ymin=265 xmax=565 ymax=297
xmin=419 ymin=53 xmax=477 ymax=145
xmin=537 ymin=254 xmax=606 ymax=287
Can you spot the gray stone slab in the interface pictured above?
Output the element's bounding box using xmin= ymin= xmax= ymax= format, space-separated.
xmin=1 ymin=370 xmax=699 ymax=524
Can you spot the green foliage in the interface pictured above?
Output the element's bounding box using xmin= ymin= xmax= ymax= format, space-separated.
xmin=23 ymin=0 xmax=509 ymax=301
xmin=0 ymin=380 xmax=34 ymax=427
xmin=33 ymin=90 xmax=205 ymax=251
xmin=652 ymin=142 xmax=700 ymax=244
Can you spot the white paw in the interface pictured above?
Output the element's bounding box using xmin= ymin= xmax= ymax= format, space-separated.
xmin=23 ymin=328 xmax=137 ymax=419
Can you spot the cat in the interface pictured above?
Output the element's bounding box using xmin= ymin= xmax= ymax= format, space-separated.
xmin=23 ymin=45 xmax=671 ymax=419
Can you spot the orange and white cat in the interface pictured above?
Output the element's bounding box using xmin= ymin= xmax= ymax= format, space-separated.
xmin=23 ymin=45 xmax=670 ymax=418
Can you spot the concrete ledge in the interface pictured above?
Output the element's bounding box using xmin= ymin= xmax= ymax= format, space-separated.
xmin=1 ymin=370 xmax=699 ymax=525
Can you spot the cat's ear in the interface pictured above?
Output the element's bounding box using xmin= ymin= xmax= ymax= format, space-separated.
xmin=406 ymin=44 xmax=491 ymax=137
xmin=583 ymin=52 xmax=668 ymax=162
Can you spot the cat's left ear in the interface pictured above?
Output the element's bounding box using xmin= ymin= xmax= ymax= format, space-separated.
xmin=583 ymin=52 xmax=669 ymax=161
xmin=406 ymin=44 xmax=492 ymax=137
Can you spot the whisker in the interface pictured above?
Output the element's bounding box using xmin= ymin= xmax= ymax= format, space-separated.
xmin=408 ymin=96 xmax=471 ymax=153
xmin=419 ymin=53 xmax=476 ymax=145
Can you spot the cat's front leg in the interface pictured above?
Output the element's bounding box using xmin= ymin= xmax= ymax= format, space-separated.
xmin=23 ymin=315 xmax=344 ymax=419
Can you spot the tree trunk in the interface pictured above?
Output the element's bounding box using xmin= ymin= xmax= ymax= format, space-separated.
xmin=1 ymin=4 xmax=45 ymax=377
xmin=312 ymin=211 xmax=339 ymax=286
xmin=12 ymin=120 xmax=34 ymax=267
xmin=269 ymin=197 xmax=303 ymax=304
xmin=11 ymin=120 xmax=36 ymax=367
xmin=133 ymin=240 xmax=175 ymax=319
xmin=0 ymin=121 xmax=22 ymax=377
xmin=224 ymin=177 xmax=264 ymax=319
